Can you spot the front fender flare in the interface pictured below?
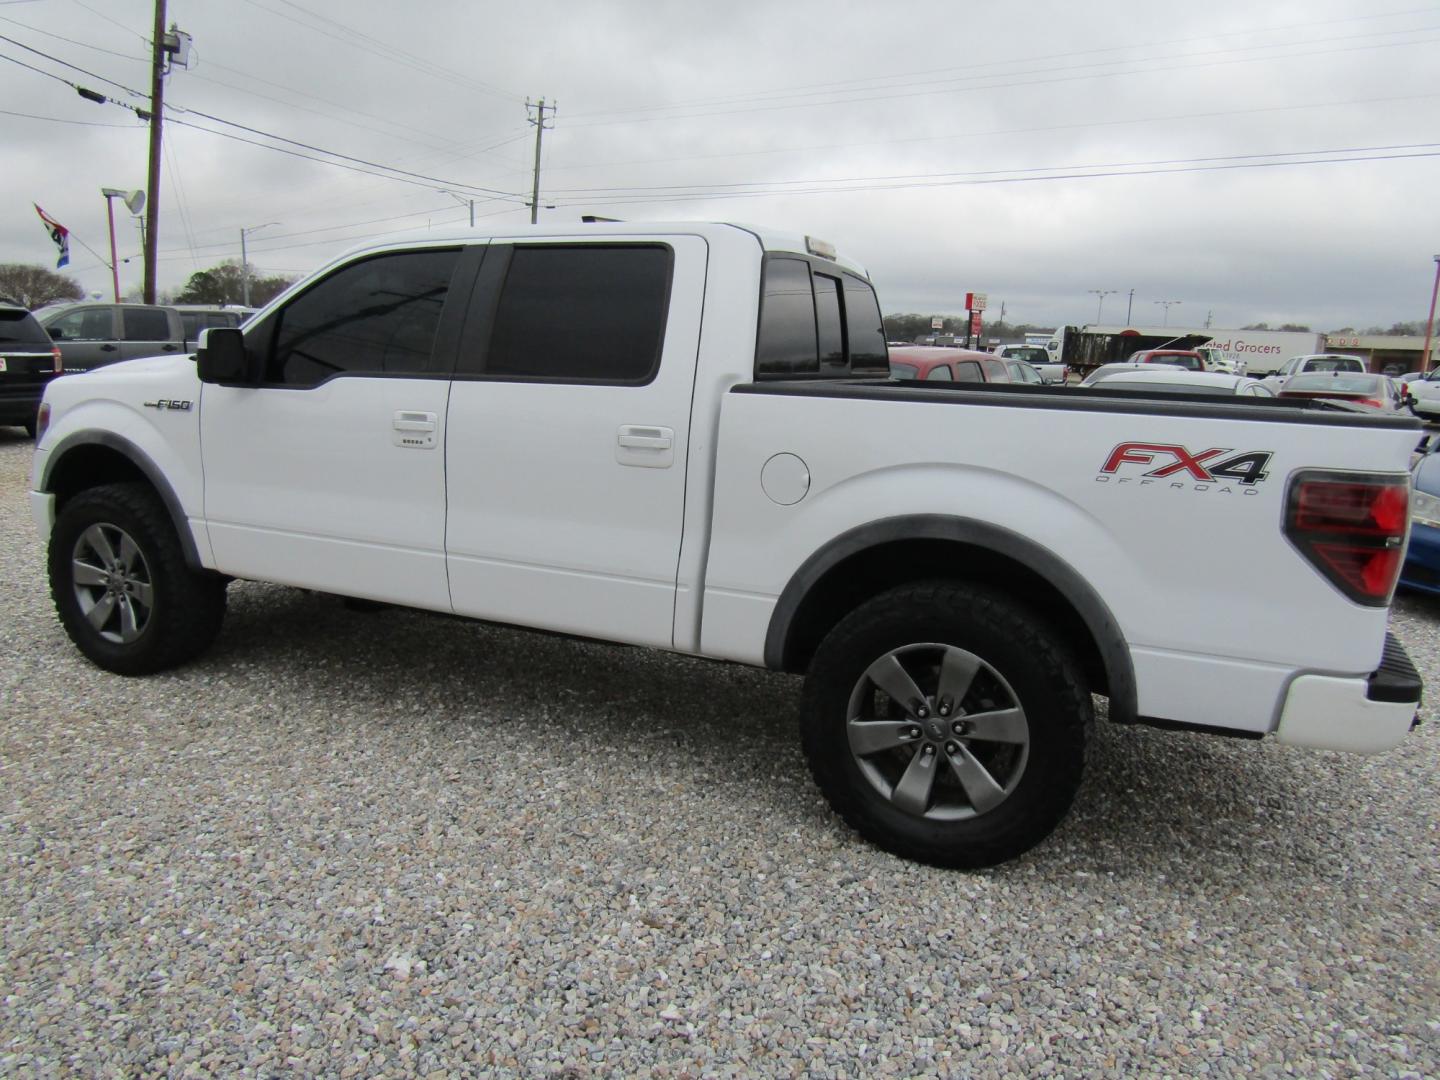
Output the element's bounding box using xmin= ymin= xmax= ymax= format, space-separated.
xmin=40 ymin=429 xmax=204 ymax=570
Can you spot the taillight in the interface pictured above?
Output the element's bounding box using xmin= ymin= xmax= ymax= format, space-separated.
xmin=1358 ymin=398 xmax=1384 ymax=409
xmin=51 ymin=345 xmax=62 ymax=374
xmin=1284 ymin=471 xmax=1409 ymax=605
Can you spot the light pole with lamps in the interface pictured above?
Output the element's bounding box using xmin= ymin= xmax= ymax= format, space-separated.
xmin=1422 ymin=254 xmax=1440 ymax=374
xmin=1087 ymin=289 xmax=1117 ymax=322
xmin=239 ymin=223 xmax=279 ymax=305
xmin=1154 ymin=299 xmax=1182 ymax=326
xmin=100 ymin=188 xmax=145 ymax=302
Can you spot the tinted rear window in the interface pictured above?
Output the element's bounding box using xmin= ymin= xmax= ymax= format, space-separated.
xmin=0 ymin=309 xmax=50 ymax=346
xmin=122 ymin=308 xmax=172 ymax=342
xmin=1007 ymin=346 xmax=1048 ymax=363
xmin=1284 ymin=373 xmax=1380 ymax=394
xmin=486 ymin=245 xmax=671 ymax=383
xmin=1303 ymin=357 xmax=1363 ymax=373
xmin=755 ymin=257 xmax=889 ymax=378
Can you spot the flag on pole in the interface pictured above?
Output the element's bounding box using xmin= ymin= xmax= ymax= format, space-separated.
xmin=34 ymin=204 xmax=71 ymax=269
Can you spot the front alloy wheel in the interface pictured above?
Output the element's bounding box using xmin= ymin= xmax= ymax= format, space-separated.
xmin=70 ymin=522 xmax=155 ymax=644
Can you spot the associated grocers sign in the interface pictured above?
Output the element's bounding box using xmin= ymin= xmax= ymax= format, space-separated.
xmin=1202 ymin=330 xmax=1323 ymax=373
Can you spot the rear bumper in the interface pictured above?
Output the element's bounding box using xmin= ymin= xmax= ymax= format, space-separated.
xmin=0 ymin=383 xmax=50 ymax=423
xmin=1274 ymin=634 xmax=1422 ymax=753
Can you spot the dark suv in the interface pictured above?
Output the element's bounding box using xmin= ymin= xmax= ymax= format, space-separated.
xmin=0 ymin=303 xmax=62 ymax=437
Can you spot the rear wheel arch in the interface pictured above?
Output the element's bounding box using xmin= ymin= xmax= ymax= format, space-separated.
xmin=41 ymin=431 xmax=204 ymax=570
xmin=764 ymin=515 xmax=1137 ymax=725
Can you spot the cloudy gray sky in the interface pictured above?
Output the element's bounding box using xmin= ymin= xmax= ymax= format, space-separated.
xmin=2 ymin=0 xmax=1438 ymax=332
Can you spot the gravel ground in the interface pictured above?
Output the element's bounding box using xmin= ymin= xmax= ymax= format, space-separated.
xmin=1 ymin=430 xmax=1437 ymax=1078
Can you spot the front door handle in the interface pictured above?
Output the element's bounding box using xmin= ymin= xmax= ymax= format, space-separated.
xmin=392 ymin=410 xmax=438 ymax=449
xmin=393 ymin=411 xmax=437 ymax=433
xmin=617 ymin=426 xmax=672 ymax=450
xmin=100 ymin=343 xmax=117 ymax=352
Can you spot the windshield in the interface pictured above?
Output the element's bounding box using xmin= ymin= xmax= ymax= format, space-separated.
xmin=0 ymin=309 xmax=51 ymax=346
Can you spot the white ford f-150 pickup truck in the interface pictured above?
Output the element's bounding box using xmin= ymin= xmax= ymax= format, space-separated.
xmin=29 ymin=221 xmax=1423 ymax=868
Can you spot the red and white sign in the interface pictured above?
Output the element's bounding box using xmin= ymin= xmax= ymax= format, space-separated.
xmin=965 ymin=292 xmax=987 ymax=311
xmin=970 ymin=312 xmax=982 ymax=336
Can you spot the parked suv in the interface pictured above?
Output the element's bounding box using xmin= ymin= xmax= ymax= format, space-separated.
xmin=0 ymin=302 xmax=63 ymax=436
xmin=39 ymin=303 xmax=186 ymax=373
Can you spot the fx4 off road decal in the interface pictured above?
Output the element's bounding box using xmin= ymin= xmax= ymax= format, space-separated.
xmin=1097 ymin=442 xmax=1273 ymax=493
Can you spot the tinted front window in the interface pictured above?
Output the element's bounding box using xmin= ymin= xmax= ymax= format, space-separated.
xmin=267 ymin=249 xmax=458 ymax=386
xmin=122 ymin=308 xmax=172 ymax=342
xmin=890 ymin=361 xmax=918 ymax=379
xmin=45 ymin=308 xmax=113 ymax=341
xmin=0 ymin=310 xmax=50 ymax=346
xmin=756 ymin=258 xmax=817 ymax=375
xmin=485 ymin=245 xmax=670 ymax=383
xmin=925 ymin=365 xmax=953 ymax=381
xmin=815 ymin=273 xmax=844 ymax=367
xmin=843 ymin=275 xmax=888 ymax=372
xmin=954 ymin=362 xmax=982 ymax=382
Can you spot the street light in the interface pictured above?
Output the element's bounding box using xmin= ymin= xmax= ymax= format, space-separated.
xmin=1422 ymin=254 xmax=1440 ymax=374
xmin=239 ymin=222 xmax=279 ymax=305
xmin=1154 ymin=299 xmax=1182 ymax=326
xmin=439 ymin=190 xmax=475 ymax=227
xmin=1088 ymin=289 xmax=1117 ymax=322
xmin=100 ymin=187 xmax=144 ymax=302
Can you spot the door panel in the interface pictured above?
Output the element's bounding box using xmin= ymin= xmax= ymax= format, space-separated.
xmin=202 ymin=377 xmax=454 ymax=607
xmin=445 ymin=236 xmax=706 ymax=647
xmin=200 ymin=245 xmax=474 ymax=608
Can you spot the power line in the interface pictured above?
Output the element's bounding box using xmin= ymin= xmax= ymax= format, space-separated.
xmin=542 ymin=91 xmax=1440 ymax=176
xmin=0 ymin=105 xmax=134 ymax=126
xmin=566 ymin=7 xmax=1440 ymax=123
xmin=240 ymin=0 xmax=524 ymax=105
xmin=565 ymin=32 xmax=1440 ymax=129
xmin=0 ymin=45 xmax=528 ymax=201
xmin=545 ymin=147 xmax=1440 ymax=208
xmin=544 ymin=141 xmax=1440 ymax=197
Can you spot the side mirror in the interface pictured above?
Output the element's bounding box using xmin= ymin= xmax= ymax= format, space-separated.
xmin=196 ymin=327 xmax=261 ymax=385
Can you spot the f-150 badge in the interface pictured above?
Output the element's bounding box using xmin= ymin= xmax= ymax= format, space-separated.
xmin=1099 ymin=442 xmax=1272 ymax=486
xmin=143 ymin=398 xmax=192 ymax=411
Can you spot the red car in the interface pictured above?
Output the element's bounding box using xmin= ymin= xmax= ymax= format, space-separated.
xmin=888 ymin=346 xmax=1013 ymax=384
xmin=1127 ymin=348 xmax=1206 ymax=372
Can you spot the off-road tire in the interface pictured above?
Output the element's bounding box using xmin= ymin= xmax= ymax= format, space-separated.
xmin=49 ymin=482 xmax=227 ymax=675
xmin=801 ymin=580 xmax=1091 ymax=869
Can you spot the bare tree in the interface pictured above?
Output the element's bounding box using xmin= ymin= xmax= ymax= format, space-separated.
xmin=0 ymin=263 xmax=84 ymax=309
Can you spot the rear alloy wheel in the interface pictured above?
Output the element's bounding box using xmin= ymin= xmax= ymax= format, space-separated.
xmin=49 ymin=483 xmax=226 ymax=675
xmin=801 ymin=581 xmax=1091 ymax=868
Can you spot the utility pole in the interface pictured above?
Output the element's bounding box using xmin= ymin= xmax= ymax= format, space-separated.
xmin=527 ymin=98 xmax=555 ymax=225
xmin=240 ymin=223 xmax=279 ymax=305
xmin=142 ymin=0 xmax=167 ymax=304
xmin=1126 ymin=288 xmax=1135 ymax=323
xmin=1422 ymin=254 xmax=1440 ymax=373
